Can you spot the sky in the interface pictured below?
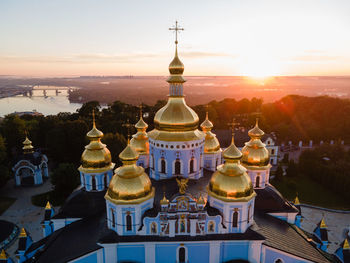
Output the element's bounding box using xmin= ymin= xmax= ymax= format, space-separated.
xmin=1 ymin=0 xmax=350 ymax=77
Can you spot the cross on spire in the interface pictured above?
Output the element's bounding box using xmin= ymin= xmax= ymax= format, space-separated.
xmin=169 ymin=21 xmax=184 ymax=45
xmin=122 ymin=120 xmax=133 ymax=143
xmin=138 ymin=103 xmax=145 ymax=119
xmin=92 ymin=109 xmax=96 ymax=128
xmin=227 ymin=118 xmax=240 ymax=137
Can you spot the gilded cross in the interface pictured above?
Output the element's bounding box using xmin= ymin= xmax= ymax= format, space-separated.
xmin=138 ymin=103 xmax=144 ymax=119
xmin=122 ymin=120 xmax=133 ymax=142
xmin=227 ymin=118 xmax=240 ymax=136
xmin=169 ymin=21 xmax=184 ymax=44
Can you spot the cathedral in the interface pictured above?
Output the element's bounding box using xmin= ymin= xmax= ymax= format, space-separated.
xmin=7 ymin=23 xmax=349 ymax=263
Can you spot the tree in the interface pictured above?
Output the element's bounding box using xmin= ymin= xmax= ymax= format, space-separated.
xmin=0 ymin=135 xmax=9 ymax=187
xmin=51 ymin=163 xmax=80 ymax=197
xmin=0 ymin=115 xmax=26 ymax=156
xmin=102 ymin=132 xmax=126 ymax=166
xmin=286 ymin=160 xmax=298 ymax=178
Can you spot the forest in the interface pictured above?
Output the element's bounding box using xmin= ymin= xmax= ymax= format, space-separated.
xmin=0 ymin=95 xmax=349 ymax=205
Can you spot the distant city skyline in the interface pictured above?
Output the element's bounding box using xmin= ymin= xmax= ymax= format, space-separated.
xmin=1 ymin=0 xmax=350 ymax=77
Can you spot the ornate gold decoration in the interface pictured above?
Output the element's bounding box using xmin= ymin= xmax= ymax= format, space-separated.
xmin=176 ymin=178 xmax=189 ymax=194
xmin=320 ymin=217 xmax=327 ymax=228
xmin=160 ymin=192 xmax=169 ymax=205
xmin=19 ymin=228 xmax=27 ymax=237
xmin=344 ymin=238 xmax=350 ymax=249
xmin=45 ymin=201 xmax=52 ymax=210
xmin=241 ymin=118 xmax=270 ymax=168
xmin=294 ymin=194 xmax=300 ymax=205
xmin=0 ymin=249 xmax=7 ymax=260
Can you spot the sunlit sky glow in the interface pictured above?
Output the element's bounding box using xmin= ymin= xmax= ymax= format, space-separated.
xmin=1 ymin=0 xmax=350 ymax=77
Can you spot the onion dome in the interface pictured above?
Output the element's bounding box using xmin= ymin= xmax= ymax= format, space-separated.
xmin=130 ymin=112 xmax=149 ymax=155
xmin=208 ymin=133 xmax=255 ymax=202
xmin=167 ymin=46 xmax=185 ymax=84
xmin=79 ymin=114 xmax=114 ymax=173
xmin=105 ymin=140 xmax=154 ymax=204
xmin=22 ymin=135 xmax=34 ymax=154
xmin=201 ymin=111 xmax=220 ymax=153
xmin=241 ymin=119 xmax=270 ymax=168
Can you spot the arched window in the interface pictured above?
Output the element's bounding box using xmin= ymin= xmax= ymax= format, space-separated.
xmin=126 ymin=214 xmax=132 ymax=231
xmin=256 ymin=176 xmax=260 ymax=188
xmin=275 ymin=259 xmax=283 ymax=263
xmin=208 ymin=221 xmax=215 ymax=233
xmin=104 ymin=174 xmax=108 ymax=189
xmin=247 ymin=205 xmax=251 ymax=224
xmin=232 ymin=211 xmax=238 ymax=228
xmin=161 ymin=159 xmax=166 ymax=173
xmin=189 ymin=158 xmax=194 ymax=173
xmin=175 ymin=159 xmax=181 ymax=175
xmin=92 ymin=176 xmax=96 ymax=191
xmin=151 ymin=222 xmax=157 ymax=234
xmin=111 ymin=208 xmax=115 ymax=228
xmin=271 ymin=149 xmax=275 ymax=155
xmin=179 ymin=247 xmax=186 ymax=263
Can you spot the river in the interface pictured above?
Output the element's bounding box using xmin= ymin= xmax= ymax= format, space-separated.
xmin=0 ymin=86 xmax=82 ymax=117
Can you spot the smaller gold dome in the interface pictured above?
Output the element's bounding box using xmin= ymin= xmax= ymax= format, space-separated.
xmin=167 ymin=46 xmax=186 ymax=84
xmin=22 ymin=136 xmax=34 ymax=154
xmin=208 ymin=134 xmax=255 ymax=202
xmin=79 ymin=117 xmax=114 ymax=173
xmin=130 ymin=115 xmax=149 ymax=155
xmin=160 ymin=193 xmax=169 ymax=205
xmin=201 ymin=111 xmax=220 ymax=153
xmin=241 ymin=119 xmax=270 ymax=168
xmin=105 ymin=141 xmax=154 ymax=205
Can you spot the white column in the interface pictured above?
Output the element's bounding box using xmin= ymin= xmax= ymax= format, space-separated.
xmin=145 ymin=243 xmax=155 ymax=263
xmin=190 ymin=219 xmax=196 ymax=236
xmin=248 ymin=241 xmax=262 ymax=263
xmin=169 ymin=219 xmax=176 ymax=237
xmin=209 ymin=241 xmax=221 ymax=263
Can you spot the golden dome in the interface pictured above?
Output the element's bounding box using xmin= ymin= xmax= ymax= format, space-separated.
xmin=167 ymin=46 xmax=185 ymax=84
xmin=79 ymin=117 xmax=114 ymax=173
xmin=208 ymin=134 xmax=255 ymax=202
xmin=153 ymin=97 xmax=200 ymax=132
xmin=22 ymin=135 xmax=34 ymax=154
xmin=105 ymin=142 xmax=154 ymax=204
xmin=160 ymin=192 xmax=169 ymax=205
xmin=241 ymin=119 xmax=270 ymax=168
xmin=201 ymin=111 xmax=220 ymax=153
xmin=130 ymin=115 xmax=149 ymax=154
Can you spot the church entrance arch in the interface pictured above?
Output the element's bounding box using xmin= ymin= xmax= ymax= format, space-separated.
xmin=17 ymin=167 xmax=35 ymax=185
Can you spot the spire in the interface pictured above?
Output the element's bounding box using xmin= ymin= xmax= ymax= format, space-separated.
xmin=120 ymin=121 xmax=139 ymax=164
xmin=160 ymin=192 xmax=169 ymax=205
xmin=19 ymin=227 xmax=27 ymax=238
xmin=86 ymin=110 xmax=103 ymax=140
xmin=197 ymin=194 xmax=205 ymax=205
xmin=200 ymin=105 xmax=214 ymax=131
xmin=45 ymin=201 xmax=52 ymax=210
xmin=167 ymin=21 xmax=185 ymax=86
xmin=223 ymin=119 xmax=242 ymax=161
xmin=22 ymin=131 xmax=34 ymax=154
xmin=248 ymin=118 xmax=264 ymax=139
xmin=320 ymin=216 xmax=327 ymax=228
xmin=294 ymin=194 xmax=300 ymax=205
xmin=344 ymin=238 xmax=350 ymax=250
xmin=135 ymin=104 xmax=148 ymax=131
xmin=0 ymin=249 xmax=7 ymax=260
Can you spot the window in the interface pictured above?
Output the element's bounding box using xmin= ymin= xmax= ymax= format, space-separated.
xmin=175 ymin=159 xmax=181 ymax=175
xmin=248 ymin=205 xmax=251 ymax=223
xmin=126 ymin=214 xmax=132 ymax=231
xmin=232 ymin=211 xmax=238 ymax=228
xmin=92 ymin=176 xmax=96 ymax=191
xmin=179 ymin=247 xmax=186 ymax=263
xmin=104 ymin=174 xmax=108 ymax=189
xmin=275 ymin=259 xmax=283 ymax=263
xmin=256 ymin=176 xmax=260 ymax=188
xmin=151 ymin=222 xmax=157 ymax=234
xmin=271 ymin=149 xmax=275 ymax=155
xmin=161 ymin=159 xmax=166 ymax=173
xmin=111 ymin=208 xmax=115 ymax=228
xmin=151 ymin=154 xmax=154 ymax=169
xmin=208 ymin=221 xmax=215 ymax=233
xmin=190 ymin=158 xmax=194 ymax=173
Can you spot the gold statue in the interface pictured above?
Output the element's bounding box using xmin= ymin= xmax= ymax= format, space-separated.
xmin=176 ymin=178 xmax=189 ymax=194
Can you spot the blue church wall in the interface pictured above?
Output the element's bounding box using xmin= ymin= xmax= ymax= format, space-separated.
xmin=117 ymin=244 xmax=145 ymax=263
xmin=80 ymin=169 xmax=113 ymax=192
xmin=186 ymin=242 xmax=210 ymax=262
xmin=149 ymin=138 xmax=204 ymax=180
xmin=155 ymin=243 xmax=179 ymax=263
xmin=72 ymin=252 xmax=97 ymax=263
xmin=264 ymin=246 xmax=310 ymax=263
xmin=220 ymin=241 xmax=249 ymax=262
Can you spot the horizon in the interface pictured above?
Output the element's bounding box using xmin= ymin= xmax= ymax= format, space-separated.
xmin=1 ymin=0 xmax=350 ymax=77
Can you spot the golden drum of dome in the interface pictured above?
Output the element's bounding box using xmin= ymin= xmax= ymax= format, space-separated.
xmin=153 ymin=97 xmax=199 ymax=132
xmin=241 ymin=120 xmax=270 ymax=167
